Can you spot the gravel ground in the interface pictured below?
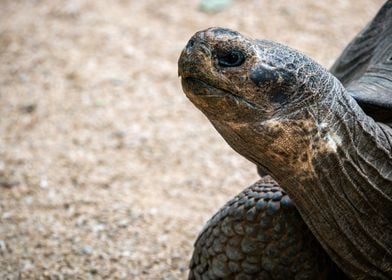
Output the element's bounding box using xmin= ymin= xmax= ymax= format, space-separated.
xmin=0 ymin=0 xmax=384 ymax=279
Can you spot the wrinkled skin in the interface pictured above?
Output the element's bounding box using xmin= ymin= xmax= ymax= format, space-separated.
xmin=178 ymin=28 xmax=392 ymax=279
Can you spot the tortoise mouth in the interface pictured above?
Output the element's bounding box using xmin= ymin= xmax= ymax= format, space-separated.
xmin=181 ymin=77 xmax=229 ymax=97
xmin=181 ymin=77 xmax=261 ymax=110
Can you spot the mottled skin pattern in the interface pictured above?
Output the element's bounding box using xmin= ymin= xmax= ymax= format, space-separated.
xmin=178 ymin=2 xmax=392 ymax=279
xmin=189 ymin=180 xmax=346 ymax=279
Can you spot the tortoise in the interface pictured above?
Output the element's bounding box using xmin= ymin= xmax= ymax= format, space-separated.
xmin=178 ymin=1 xmax=391 ymax=279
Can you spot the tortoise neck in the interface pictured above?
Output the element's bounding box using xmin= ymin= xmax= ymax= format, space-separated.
xmin=275 ymin=83 xmax=392 ymax=279
xmin=210 ymin=72 xmax=392 ymax=279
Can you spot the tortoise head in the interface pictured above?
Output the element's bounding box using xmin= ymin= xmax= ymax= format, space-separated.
xmin=178 ymin=27 xmax=338 ymax=177
xmin=178 ymin=27 xmax=330 ymax=124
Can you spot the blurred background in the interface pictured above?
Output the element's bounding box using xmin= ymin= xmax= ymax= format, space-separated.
xmin=0 ymin=0 xmax=384 ymax=278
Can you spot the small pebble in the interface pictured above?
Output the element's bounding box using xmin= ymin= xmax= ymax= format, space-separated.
xmin=199 ymin=0 xmax=232 ymax=13
xmin=92 ymin=223 xmax=106 ymax=232
xmin=19 ymin=73 xmax=29 ymax=82
xmin=40 ymin=177 xmax=49 ymax=189
xmin=0 ymin=240 xmax=7 ymax=253
xmin=2 ymin=212 xmax=12 ymax=220
xmin=19 ymin=103 xmax=36 ymax=114
xmin=121 ymin=250 xmax=132 ymax=257
xmin=80 ymin=246 xmax=93 ymax=255
xmin=89 ymin=268 xmax=99 ymax=275
xmin=24 ymin=196 xmax=34 ymax=205
xmin=117 ymin=219 xmax=128 ymax=227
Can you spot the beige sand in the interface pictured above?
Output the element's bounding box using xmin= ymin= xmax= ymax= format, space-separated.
xmin=0 ymin=0 xmax=384 ymax=278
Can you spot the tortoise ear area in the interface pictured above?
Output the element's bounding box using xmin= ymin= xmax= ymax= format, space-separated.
xmin=250 ymin=64 xmax=296 ymax=105
xmin=250 ymin=64 xmax=296 ymax=87
xmin=250 ymin=64 xmax=280 ymax=86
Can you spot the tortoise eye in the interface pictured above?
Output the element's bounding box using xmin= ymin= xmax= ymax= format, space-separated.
xmin=217 ymin=49 xmax=245 ymax=67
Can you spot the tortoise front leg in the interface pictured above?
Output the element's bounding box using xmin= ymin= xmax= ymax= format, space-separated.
xmin=189 ymin=180 xmax=347 ymax=280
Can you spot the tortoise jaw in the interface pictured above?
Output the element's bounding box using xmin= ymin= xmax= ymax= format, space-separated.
xmin=181 ymin=77 xmax=230 ymax=98
xmin=181 ymin=76 xmax=262 ymax=111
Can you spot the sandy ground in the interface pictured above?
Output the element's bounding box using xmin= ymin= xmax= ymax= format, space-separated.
xmin=0 ymin=0 xmax=385 ymax=279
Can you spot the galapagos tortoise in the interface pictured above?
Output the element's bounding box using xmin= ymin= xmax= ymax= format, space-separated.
xmin=178 ymin=1 xmax=391 ymax=279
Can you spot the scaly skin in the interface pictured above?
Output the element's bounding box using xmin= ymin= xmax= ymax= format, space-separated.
xmin=178 ymin=28 xmax=392 ymax=279
xmin=189 ymin=180 xmax=347 ymax=279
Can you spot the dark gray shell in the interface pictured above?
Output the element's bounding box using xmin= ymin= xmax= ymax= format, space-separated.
xmin=331 ymin=0 xmax=392 ymax=125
